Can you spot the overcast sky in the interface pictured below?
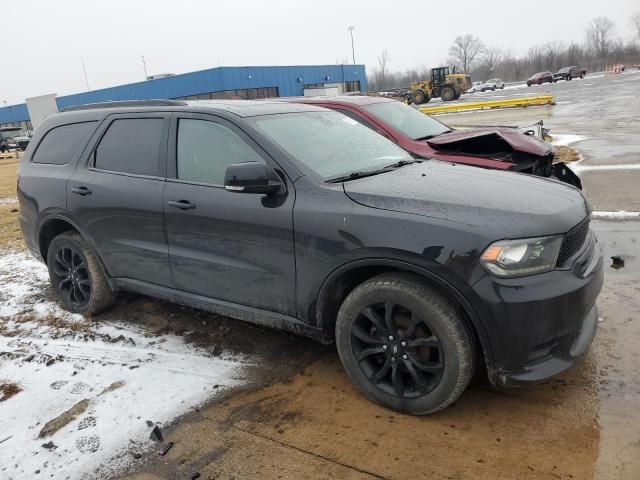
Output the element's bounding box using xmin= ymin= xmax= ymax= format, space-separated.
xmin=2 ymin=0 xmax=638 ymax=105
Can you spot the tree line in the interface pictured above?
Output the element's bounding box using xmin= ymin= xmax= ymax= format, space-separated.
xmin=368 ymin=14 xmax=640 ymax=91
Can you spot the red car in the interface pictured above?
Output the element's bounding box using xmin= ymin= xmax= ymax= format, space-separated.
xmin=282 ymin=96 xmax=580 ymax=188
xmin=527 ymin=71 xmax=555 ymax=86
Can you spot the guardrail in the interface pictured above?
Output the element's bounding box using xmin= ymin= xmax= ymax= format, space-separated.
xmin=418 ymin=95 xmax=554 ymax=114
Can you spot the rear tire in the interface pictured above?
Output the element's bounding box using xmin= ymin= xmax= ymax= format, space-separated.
xmin=335 ymin=273 xmax=475 ymax=415
xmin=46 ymin=232 xmax=116 ymax=316
xmin=440 ymin=86 xmax=456 ymax=102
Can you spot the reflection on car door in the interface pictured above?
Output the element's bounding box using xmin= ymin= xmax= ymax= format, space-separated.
xmin=67 ymin=114 xmax=174 ymax=287
xmin=163 ymin=113 xmax=297 ymax=315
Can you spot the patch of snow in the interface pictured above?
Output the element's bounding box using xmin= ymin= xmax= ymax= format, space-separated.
xmin=592 ymin=211 xmax=640 ymax=220
xmin=570 ymin=163 xmax=640 ymax=174
xmin=550 ymin=134 xmax=588 ymax=147
xmin=0 ymin=250 xmax=250 ymax=479
xmin=0 ymin=197 xmax=18 ymax=206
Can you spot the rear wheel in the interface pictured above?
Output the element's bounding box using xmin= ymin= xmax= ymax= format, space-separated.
xmin=440 ymin=86 xmax=456 ymax=102
xmin=47 ymin=232 xmax=116 ymax=316
xmin=335 ymin=273 xmax=475 ymax=414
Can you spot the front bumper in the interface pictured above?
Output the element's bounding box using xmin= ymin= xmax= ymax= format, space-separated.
xmin=472 ymin=231 xmax=604 ymax=387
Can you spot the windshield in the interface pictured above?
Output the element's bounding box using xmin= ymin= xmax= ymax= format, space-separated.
xmin=0 ymin=130 xmax=25 ymax=139
xmin=361 ymin=101 xmax=450 ymax=140
xmin=249 ymin=111 xmax=412 ymax=180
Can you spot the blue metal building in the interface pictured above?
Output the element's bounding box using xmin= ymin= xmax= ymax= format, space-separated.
xmin=0 ymin=64 xmax=367 ymax=129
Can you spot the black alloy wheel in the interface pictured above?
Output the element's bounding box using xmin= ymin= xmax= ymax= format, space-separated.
xmin=46 ymin=232 xmax=116 ymax=315
xmin=351 ymin=302 xmax=444 ymax=399
xmin=335 ymin=273 xmax=475 ymax=414
xmin=51 ymin=245 xmax=92 ymax=307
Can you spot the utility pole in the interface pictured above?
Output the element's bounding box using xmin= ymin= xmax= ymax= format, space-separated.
xmin=81 ymin=58 xmax=90 ymax=91
xmin=141 ymin=55 xmax=149 ymax=80
xmin=348 ymin=26 xmax=356 ymax=65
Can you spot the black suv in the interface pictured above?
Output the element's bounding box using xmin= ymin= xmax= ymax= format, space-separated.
xmin=18 ymin=100 xmax=603 ymax=414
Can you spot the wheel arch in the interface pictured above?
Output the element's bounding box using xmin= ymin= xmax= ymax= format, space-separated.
xmin=314 ymin=258 xmax=494 ymax=369
xmin=37 ymin=214 xmax=115 ymax=290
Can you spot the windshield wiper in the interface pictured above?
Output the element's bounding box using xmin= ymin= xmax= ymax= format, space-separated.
xmin=326 ymin=169 xmax=390 ymax=183
xmin=414 ymin=130 xmax=452 ymax=141
xmin=326 ymin=159 xmax=417 ymax=183
xmin=383 ymin=159 xmax=417 ymax=169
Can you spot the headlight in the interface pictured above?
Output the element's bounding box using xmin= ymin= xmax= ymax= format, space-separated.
xmin=480 ymin=235 xmax=562 ymax=278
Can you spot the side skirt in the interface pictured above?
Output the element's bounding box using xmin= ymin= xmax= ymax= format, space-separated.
xmin=112 ymin=278 xmax=328 ymax=344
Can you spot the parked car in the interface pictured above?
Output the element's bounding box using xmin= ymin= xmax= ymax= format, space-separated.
xmin=480 ymin=78 xmax=505 ymax=91
xmin=467 ymin=81 xmax=484 ymax=93
xmin=282 ymin=96 xmax=581 ymax=188
xmin=554 ymin=66 xmax=587 ymax=81
xmin=18 ymin=100 xmax=603 ymax=414
xmin=0 ymin=127 xmax=30 ymax=152
xmin=527 ymin=71 xmax=555 ymax=86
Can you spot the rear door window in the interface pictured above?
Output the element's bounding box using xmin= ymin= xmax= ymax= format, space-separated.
xmin=94 ymin=118 xmax=164 ymax=176
xmin=176 ymin=118 xmax=264 ymax=186
xmin=32 ymin=122 xmax=97 ymax=165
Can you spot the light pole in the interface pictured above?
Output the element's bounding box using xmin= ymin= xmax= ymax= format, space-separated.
xmin=142 ymin=55 xmax=149 ymax=80
xmin=348 ymin=26 xmax=356 ymax=65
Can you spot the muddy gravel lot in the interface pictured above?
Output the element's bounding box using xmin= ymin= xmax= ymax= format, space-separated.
xmin=1 ymin=71 xmax=640 ymax=480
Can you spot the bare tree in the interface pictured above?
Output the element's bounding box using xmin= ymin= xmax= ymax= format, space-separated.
xmin=631 ymin=12 xmax=640 ymax=39
xmin=586 ymin=16 xmax=615 ymax=57
xmin=448 ymin=35 xmax=485 ymax=73
xmin=479 ymin=47 xmax=503 ymax=80
xmin=375 ymin=49 xmax=391 ymax=90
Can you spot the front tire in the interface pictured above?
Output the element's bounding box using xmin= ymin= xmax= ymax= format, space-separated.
xmin=411 ymin=90 xmax=426 ymax=105
xmin=47 ymin=232 xmax=116 ymax=316
xmin=335 ymin=273 xmax=475 ymax=415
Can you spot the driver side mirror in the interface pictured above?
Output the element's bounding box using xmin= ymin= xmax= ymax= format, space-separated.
xmin=224 ymin=161 xmax=283 ymax=195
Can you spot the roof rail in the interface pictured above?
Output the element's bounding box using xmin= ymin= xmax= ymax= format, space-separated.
xmin=61 ymin=99 xmax=187 ymax=112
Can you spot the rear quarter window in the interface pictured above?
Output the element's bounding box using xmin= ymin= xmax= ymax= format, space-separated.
xmin=32 ymin=122 xmax=97 ymax=165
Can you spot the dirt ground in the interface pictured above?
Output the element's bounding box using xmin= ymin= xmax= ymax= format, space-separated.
xmin=2 ymin=72 xmax=640 ymax=479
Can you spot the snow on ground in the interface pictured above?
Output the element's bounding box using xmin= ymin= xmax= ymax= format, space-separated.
xmin=549 ymin=134 xmax=588 ymax=147
xmin=591 ymin=211 xmax=640 ymax=219
xmin=0 ymin=197 xmax=18 ymax=206
xmin=0 ymin=250 xmax=250 ymax=479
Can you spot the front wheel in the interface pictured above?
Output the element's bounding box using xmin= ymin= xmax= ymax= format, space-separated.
xmin=410 ymin=90 xmax=426 ymax=105
xmin=47 ymin=232 xmax=116 ymax=315
xmin=335 ymin=273 xmax=475 ymax=415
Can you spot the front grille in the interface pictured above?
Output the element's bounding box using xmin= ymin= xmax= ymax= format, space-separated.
xmin=557 ymin=217 xmax=590 ymax=266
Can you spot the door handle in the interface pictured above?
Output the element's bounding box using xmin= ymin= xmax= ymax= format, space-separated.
xmin=168 ymin=200 xmax=196 ymax=210
xmin=71 ymin=186 xmax=92 ymax=196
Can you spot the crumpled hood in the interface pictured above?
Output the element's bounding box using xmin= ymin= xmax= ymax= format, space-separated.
xmin=427 ymin=127 xmax=552 ymax=157
xmin=344 ymin=161 xmax=588 ymax=238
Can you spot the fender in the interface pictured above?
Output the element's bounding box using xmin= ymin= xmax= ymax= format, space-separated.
xmin=315 ymin=257 xmax=495 ymax=369
xmin=37 ymin=212 xmax=117 ymax=291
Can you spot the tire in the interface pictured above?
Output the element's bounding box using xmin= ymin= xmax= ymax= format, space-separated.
xmin=527 ymin=82 xmax=531 ymax=87
xmin=538 ymin=80 xmax=542 ymax=85
xmin=440 ymin=86 xmax=455 ymax=102
xmin=491 ymin=86 xmax=495 ymax=91
xmin=411 ymin=90 xmax=426 ymax=105
xmin=335 ymin=273 xmax=475 ymax=415
xmin=0 ymin=146 xmax=5 ymax=153
xmin=46 ymin=232 xmax=116 ymax=316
